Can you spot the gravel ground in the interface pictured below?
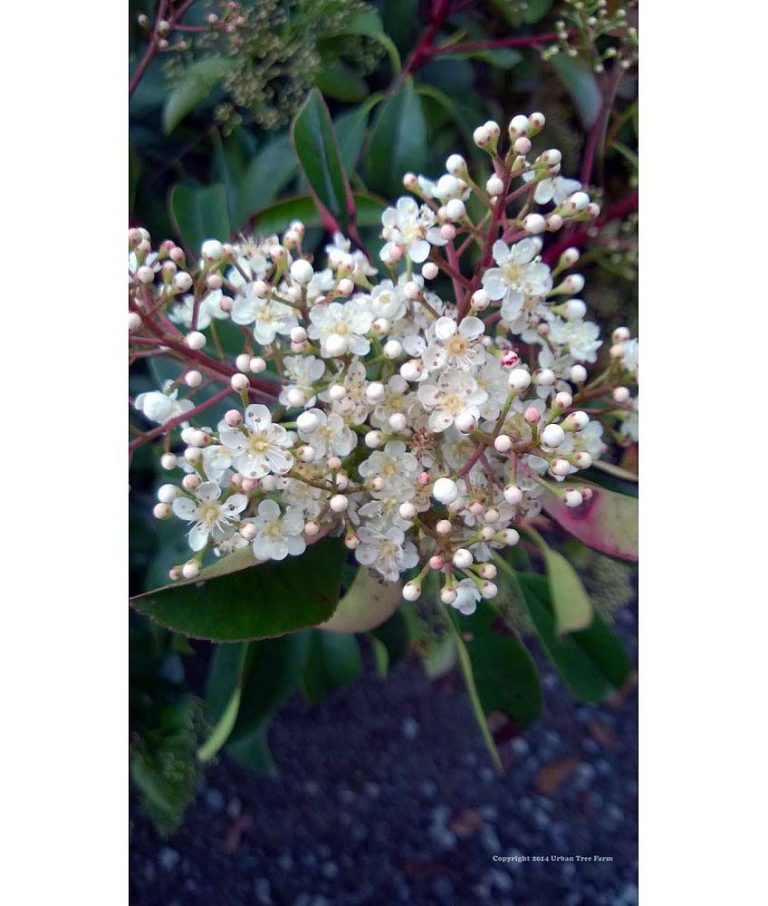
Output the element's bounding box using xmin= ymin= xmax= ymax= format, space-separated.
xmin=130 ymin=601 xmax=637 ymax=905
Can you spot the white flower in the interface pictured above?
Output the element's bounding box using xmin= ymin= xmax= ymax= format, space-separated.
xmin=298 ymin=409 xmax=357 ymax=458
xmin=548 ymin=315 xmax=602 ymax=362
xmin=172 ymin=481 xmax=248 ymax=552
xmin=618 ymin=338 xmax=639 ymax=376
xmin=418 ymin=372 xmax=489 ymax=433
xmin=417 ymin=173 xmax=469 ymax=202
xmin=482 ymin=238 xmax=552 ymax=321
xmin=278 ymin=355 xmax=326 ymax=408
xmin=369 ymin=280 xmax=407 ymax=322
xmin=219 ymin=404 xmax=294 ymax=479
xmin=325 ymin=233 xmax=378 ymax=279
xmin=358 ymin=441 xmax=419 ymax=493
xmin=246 ymin=498 xmax=306 ymax=561
xmin=421 ymin=316 xmax=487 ymax=373
xmin=228 ymin=238 xmax=275 ymax=283
xmin=134 ymin=385 xmax=194 ymax=425
xmin=451 ymin=578 xmax=481 ymax=615
xmin=380 ymin=197 xmax=446 ymax=264
xmin=355 ymin=523 xmax=418 ymax=582
xmin=309 ymin=301 xmax=373 ymax=357
xmin=620 ymin=397 xmax=639 ymax=441
xmin=232 ymin=287 xmax=298 ymax=346
xmin=523 ymin=172 xmax=582 ymax=205
xmin=324 ymin=360 xmax=371 ymax=425
xmin=169 ymin=291 xmax=228 ymax=330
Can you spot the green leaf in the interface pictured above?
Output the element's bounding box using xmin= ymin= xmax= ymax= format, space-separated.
xmin=369 ymin=610 xmax=409 ymax=676
xmin=291 ymin=88 xmax=354 ymax=230
xmin=252 ymin=193 xmax=386 ymax=236
xmin=524 ymin=528 xmax=594 ymax=635
xmin=320 ymin=566 xmax=401 ymax=633
xmin=462 ymin=600 xmax=543 ymax=730
xmin=365 ymin=78 xmax=427 ymax=197
xmin=524 ymin=0 xmax=555 ymax=23
xmin=323 ymin=9 xmax=402 ymax=76
xmin=238 ymin=134 xmax=297 ymax=226
xmin=513 ymin=570 xmax=632 ymax=702
xmin=226 ymin=632 xmax=311 ymax=774
xmin=163 ymin=57 xmax=236 ymax=135
xmin=441 ymin=606 xmax=502 ymax=771
xmin=168 ymin=182 xmax=231 ymax=257
xmin=550 ymin=55 xmax=603 ymax=129
xmin=540 ymin=483 xmax=638 ymax=561
xmin=334 ymin=106 xmax=371 ymax=174
xmin=315 ymin=62 xmax=368 ymax=103
xmin=303 ymin=630 xmax=362 ymax=703
xmin=130 ymin=538 xmax=346 ymax=642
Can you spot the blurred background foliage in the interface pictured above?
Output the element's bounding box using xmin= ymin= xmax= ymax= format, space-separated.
xmin=129 ymin=0 xmax=638 ymax=835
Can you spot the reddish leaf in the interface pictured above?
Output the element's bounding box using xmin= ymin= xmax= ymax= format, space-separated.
xmin=541 ymin=484 xmax=638 ymax=562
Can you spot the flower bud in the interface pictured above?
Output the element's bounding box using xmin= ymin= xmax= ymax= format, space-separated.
xmin=207 ymin=274 xmax=223 ymax=291
xmin=564 ymin=410 xmax=589 ymax=431
xmin=400 ymin=359 xmax=423 ymax=382
xmin=503 ymin=484 xmax=523 ymax=505
xmin=337 ymin=278 xmax=354 ymax=297
xmin=441 ymin=587 xmax=457 ymax=605
xmin=156 ymin=485 xmax=178 ymax=504
xmin=173 ymin=272 xmax=193 ymax=292
xmin=403 ymin=582 xmax=421 ymax=602
xmin=184 ymin=370 xmax=202 ymax=388
xmin=613 ymin=386 xmax=631 ymax=403
xmin=565 ymin=299 xmax=587 ymax=320
xmin=383 ymin=339 xmax=403 ymax=359
xmin=570 ymin=364 xmax=588 ymax=384
xmin=524 ymin=406 xmax=541 ymax=424
xmin=508 ymin=114 xmax=530 ymax=136
xmin=433 ymin=477 xmax=459 ymax=504
xmin=452 ymin=548 xmax=473 ymax=569
xmin=454 ymin=412 xmax=476 ymax=434
xmin=436 ymin=519 xmax=453 ymax=536
xmin=231 ymin=373 xmax=249 ymax=392
xmin=182 ymin=474 xmax=200 ymax=491
xmin=249 ymin=357 xmax=266 ymax=374
xmin=613 ymin=326 xmax=631 ymax=343
xmin=304 ymin=520 xmax=320 ymax=537
xmin=524 ymin=213 xmax=546 ymax=235
xmin=365 ymin=381 xmax=386 ymax=402
xmin=473 ymin=125 xmax=492 ymax=148
xmin=389 ymin=413 xmax=407 ymax=432
xmin=551 ymin=458 xmax=572 ymax=477
xmin=573 ymin=451 xmax=593 ymax=469
xmin=445 ymin=198 xmax=466 ymax=221
xmin=534 ymin=368 xmax=556 ymax=386
xmin=182 ymin=561 xmax=201 ymax=579
xmin=494 ymin=434 xmax=512 ymax=453
xmin=365 ymin=430 xmax=384 ymax=449
xmin=486 ymin=175 xmax=504 ymax=196
xmin=201 ymin=239 xmax=223 ymax=260
xmin=421 ymin=262 xmax=439 ymax=280
xmin=136 ymin=266 xmax=155 ymax=285
xmin=508 ymin=368 xmax=532 ymax=390
xmin=160 ymin=453 xmax=178 ymax=470
xmin=235 ymin=353 xmax=251 ymax=373
xmin=185 ymin=331 xmax=206 ymax=350
xmin=290 ymin=259 xmax=314 ymax=284
xmin=128 ymin=312 xmax=142 ymax=332
xmin=329 ymin=494 xmax=348 ymax=513
xmin=224 ymin=409 xmax=242 ymax=427
xmin=399 ymin=501 xmax=417 ymax=521
xmin=328 ymin=384 xmax=346 ymax=401
xmin=445 ymin=154 xmax=467 ymax=175
xmin=481 ymin=581 xmax=498 ymax=599
xmin=564 ymin=489 xmax=583 ymax=508
xmin=325 ymin=333 xmax=348 ymax=357
xmin=502 ymin=528 xmax=520 ymax=546
xmin=297 ymin=411 xmax=320 ymax=433
xmin=554 ymin=391 xmax=573 ymax=409
xmin=153 ymin=503 xmax=172 ymax=519
xmin=541 ymin=423 xmax=565 ymax=447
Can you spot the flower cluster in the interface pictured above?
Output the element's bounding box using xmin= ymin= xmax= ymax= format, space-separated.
xmin=129 ymin=110 xmax=638 ymax=617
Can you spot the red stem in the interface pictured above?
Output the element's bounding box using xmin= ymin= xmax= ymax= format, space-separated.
xmin=403 ymin=0 xmax=454 ymax=75
xmin=129 ymin=385 xmax=234 ymax=451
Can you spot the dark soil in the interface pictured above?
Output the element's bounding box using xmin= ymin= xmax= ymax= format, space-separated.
xmin=130 ymin=603 xmax=637 ymax=906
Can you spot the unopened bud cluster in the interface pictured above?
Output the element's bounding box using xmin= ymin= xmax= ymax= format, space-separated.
xmin=129 ymin=111 xmax=639 ymax=617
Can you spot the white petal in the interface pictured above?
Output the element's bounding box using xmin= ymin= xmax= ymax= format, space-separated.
xmin=434 ymin=317 xmax=457 ymax=341
xmin=408 ymin=239 xmax=430 ymax=264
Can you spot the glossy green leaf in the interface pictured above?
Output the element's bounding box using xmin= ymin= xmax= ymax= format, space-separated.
xmin=315 ymin=61 xmax=368 ymax=102
xmin=303 ymin=630 xmax=362 ymax=703
xmin=366 ymin=78 xmax=427 ymax=197
xmin=442 ymin=606 xmax=502 ymax=771
xmin=168 ymin=182 xmax=231 ymax=257
xmin=524 ymin=528 xmax=594 ymax=635
xmin=463 ymin=601 xmax=543 ymax=730
xmin=251 ymin=193 xmax=386 ymax=236
xmin=541 ymin=484 xmax=638 ymax=561
xmin=550 ymin=55 xmax=603 ymax=129
xmin=226 ymin=632 xmax=311 ymax=774
xmin=369 ymin=609 xmax=409 ymax=676
xmin=320 ymin=566 xmax=401 ymax=633
xmin=163 ymin=57 xmax=236 ymax=135
xmin=524 ymin=0 xmax=555 ymax=23
xmin=513 ymin=570 xmax=633 ymax=703
xmin=291 ymin=88 xmax=354 ymax=230
xmin=334 ymin=106 xmax=371 ymax=174
xmin=130 ymin=538 xmax=346 ymax=642
xmin=238 ymin=134 xmax=297 ymax=226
